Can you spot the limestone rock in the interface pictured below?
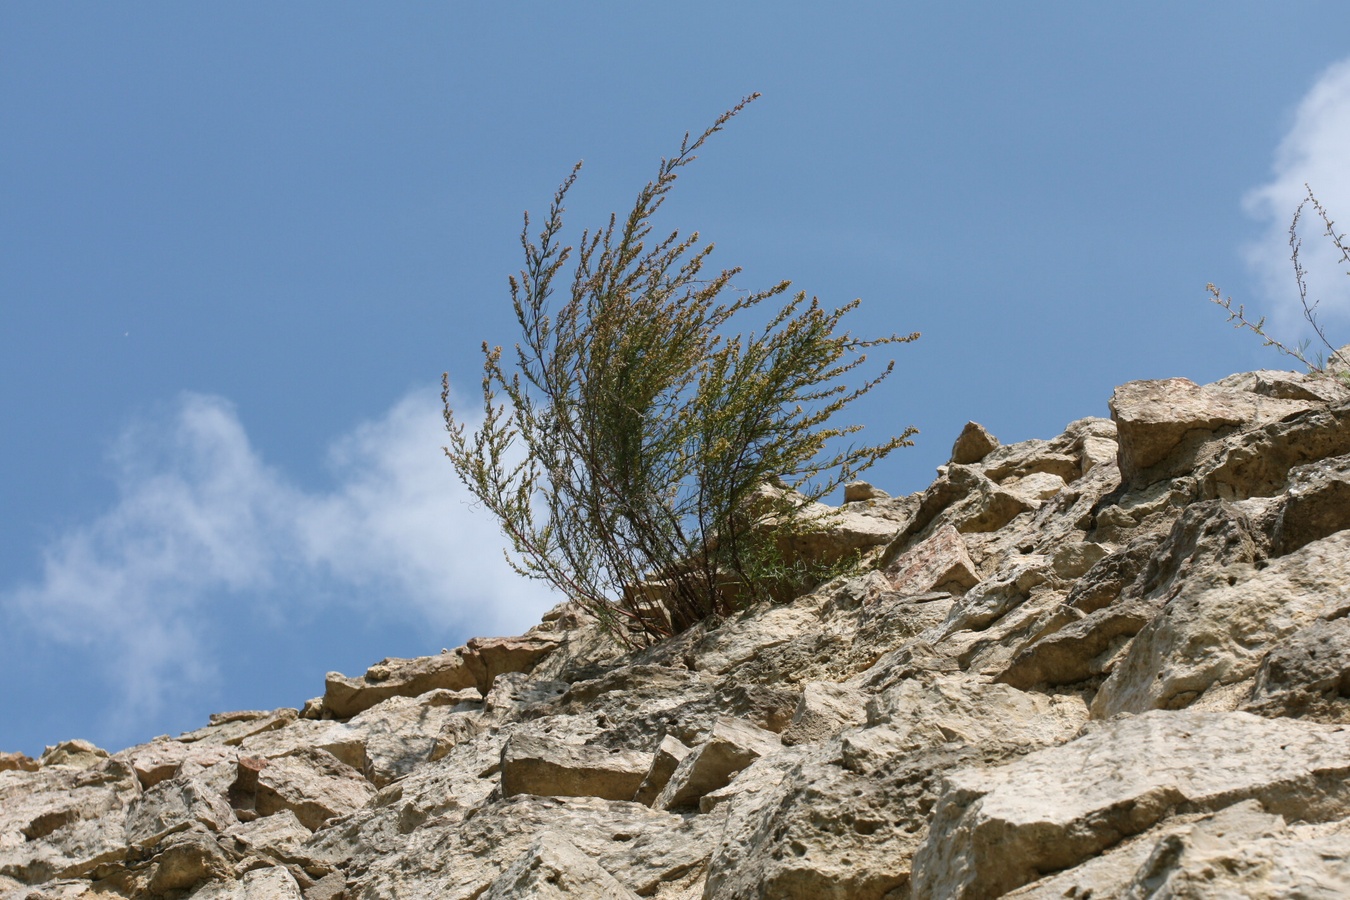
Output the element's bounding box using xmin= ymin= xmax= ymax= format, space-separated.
xmin=843 ymin=480 xmax=890 ymax=502
xmin=1110 ymin=377 xmax=1313 ymax=484
xmin=481 ymin=831 xmax=640 ymax=899
xmin=500 ymin=732 xmax=652 ymax=802
xmin=322 ymin=651 xmax=478 ymax=719
xmin=37 ymin=741 xmax=108 ymax=771
xmin=252 ymin=748 xmax=376 ymax=831
xmin=632 ymin=735 xmax=691 ymax=807
xmin=0 ymin=757 xmax=141 ymax=883
xmin=119 ymin=739 xmax=233 ymax=789
xmin=950 ymin=421 xmax=999 ymax=464
xmin=178 ymin=708 xmax=298 ymax=746
xmin=1244 ymin=615 xmax=1350 ymax=721
xmin=911 ymin=710 xmax=1350 ymax=899
xmin=10 ymin=358 xmax=1350 ymax=900
xmin=125 ymin=767 xmax=236 ymax=849
xmin=654 ymin=718 xmax=781 ymax=811
xmin=1091 ymin=529 xmax=1350 ymax=718
xmin=190 ymin=865 xmax=307 ymax=899
xmin=463 ymin=632 xmax=564 ymax=694
xmin=780 ymin=682 xmax=866 ymax=746
xmin=146 ymin=828 xmax=236 ymax=894
xmin=883 ymin=523 xmax=981 ymax=595
xmin=1272 ymin=453 xmax=1350 ymax=555
xmin=0 ymin=753 xmax=38 ymax=774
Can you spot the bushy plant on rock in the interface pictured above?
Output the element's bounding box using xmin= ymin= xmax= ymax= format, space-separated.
xmin=443 ymin=94 xmax=917 ymax=644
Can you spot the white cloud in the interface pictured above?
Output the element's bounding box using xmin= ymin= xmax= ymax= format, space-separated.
xmin=1244 ymin=58 xmax=1350 ymax=344
xmin=2 ymin=389 xmax=556 ymax=734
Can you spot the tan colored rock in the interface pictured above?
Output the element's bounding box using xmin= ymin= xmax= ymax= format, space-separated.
xmin=323 ymin=650 xmax=477 ymax=719
xmin=221 ymin=808 xmax=312 ymax=864
xmin=867 ymin=674 xmax=1087 ymax=751
xmin=1092 ymin=529 xmax=1350 ymax=718
xmin=119 ymin=739 xmax=233 ymax=789
xmin=945 ymin=470 xmax=1036 ymax=534
xmin=481 ymin=831 xmax=640 ymax=899
xmin=0 ymin=758 xmax=141 ymax=883
xmin=38 ymin=740 xmax=108 ymax=771
xmin=884 ymin=523 xmax=981 ymax=595
xmin=125 ymin=767 xmax=236 ymax=849
xmin=1272 ymin=454 xmax=1350 ymax=555
xmin=1004 ymin=800 xmax=1350 ymax=899
xmin=704 ymin=737 xmax=982 ymax=900
xmin=843 ymin=480 xmax=889 ymax=502
xmin=654 ymin=718 xmax=781 ymax=811
xmin=178 ymin=708 xmax=298 ymax=747
xmin=950 ymin=421 xmax=999 ymax=465
xmin=632 ymin=735 xmax=691 ymax=806
xmin=463 ymin=633 xmax=564 ymax=694
xmin=252 ymin=748 xmax=376 ymax=831
xmin=912 ymin=710 xmax=1350 ymax=899
xmin=190 ymin=865 xmax=307 ymax=899
xmin=500 ymin=732 xmax=653 ymax=802
xmin=347 ymin=794 xmax=721 ymax=899
xmin=146 ymin=829 xmax=235 ymax=894
xmin=0 ymin=752 xmax=39 ymax=774
xmin=1244 ymin=616 xmax=1350 ymax=720
xmin=1213 ymin=367 xmax=1350 ymax=403
xmin=1110 ymin=377 xmax=1313 ymax=484
xmin=780 ymin=682 xmax=866 ymax=746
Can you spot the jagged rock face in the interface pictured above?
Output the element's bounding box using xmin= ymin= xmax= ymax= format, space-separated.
xmin=6 ymin=358 xmax=1350 ymax=899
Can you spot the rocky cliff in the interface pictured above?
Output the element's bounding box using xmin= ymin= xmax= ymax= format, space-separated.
xmin=5 ymin=359 xmax=1350 ymax=899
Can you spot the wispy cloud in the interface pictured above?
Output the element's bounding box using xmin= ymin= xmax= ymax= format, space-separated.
xmin=2 ymin=389 xmax=556 ymax=735
xmin=1244 ymin=58 xmax=1350 ymax=342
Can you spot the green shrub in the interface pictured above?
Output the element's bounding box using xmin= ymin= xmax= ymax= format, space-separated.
xmin=443 ymin=95 xmax=918 ymax=644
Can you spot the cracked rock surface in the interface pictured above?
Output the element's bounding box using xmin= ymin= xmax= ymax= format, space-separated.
xmin=6 ymin=355 xmax=1350 ymax=899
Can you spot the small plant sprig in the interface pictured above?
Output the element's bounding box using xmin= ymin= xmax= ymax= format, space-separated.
xmin=1207 ymin=184 xmax=1350 ymax=380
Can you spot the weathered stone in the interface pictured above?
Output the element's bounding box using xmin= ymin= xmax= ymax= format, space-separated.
xmin=705 ymin=739 xmax=988 ymax=900
xmin=0 ymin=758 xmax=141 ymax=883
xmin=349 ymin=795 xmax=721 ymax=899
xmin=632 ymin=736 xmax=691 ymax=806
xmin=1244 ymin=616 xmax=1350 ymax=720
xmin=843 ymin=481 xmax=890 ymax=502
xmin=322 ymin=651 xmax=478 ymax=719
xmin=188 ymin=866 xmax=309 ymax=899
xmin=945 ymin=470 xmax=1036 ymax=534
xmin=867 ymin=674 xmax=1087 ymax=752
xmin=654 ymin=718 xmax=781 ymax=811
xmin=38 ymin=741 xmax=108 ymax=771
xmin=1110 ymin=377 xmax=1313 ymax=484
xmin=884 ymin=523 xmax=981 ymax=596
xmin=146 ymin=829 xmax=235 ymax=894
xmin=500 ymin=732 xmax=653 ymax=802
xmin=463 ymin=633 xmax=564 ymax=694
xmin=252 ymin=748 xmax=376 ymax=831
xmin=481 ymin=831 xmax=640 ymax=899
xmin=780 ymin=682 xmax=866 ymax=746
xmin=1092 ymin=529 xmax=1350 ymax=718
xmin=221 ymin=808 xmax=312 ymax=865
xmin=912 ymin=710 xmax=1350 ymax=899
xmin=119 ymin=739 xmax=234 ymax=789
xmin=0 ymin=753 xmax=39 ymax=774
xmin=1272 ymin=453 xmax=1350 ymax=555
xmin=125 ymin=767 xmax=236 ymax=848
xmin=950 ymin=421 xmax=999 ymax=465
xmin=178 ymin=708 xmax=299 ymax=747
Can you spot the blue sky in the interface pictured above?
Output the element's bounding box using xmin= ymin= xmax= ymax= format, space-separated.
xmin=5 ymin=4 xmax=1350 ymax=756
